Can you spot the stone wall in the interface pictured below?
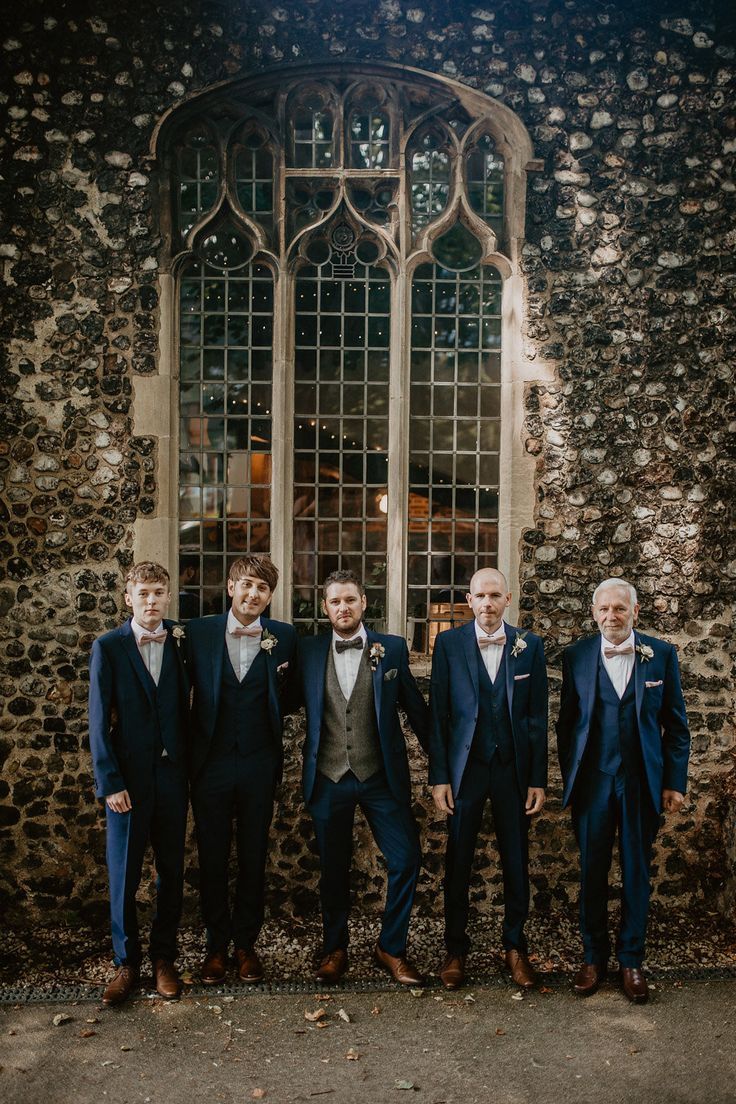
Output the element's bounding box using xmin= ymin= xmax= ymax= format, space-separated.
xmin=1 ymin=0 xmax=734 ymax=927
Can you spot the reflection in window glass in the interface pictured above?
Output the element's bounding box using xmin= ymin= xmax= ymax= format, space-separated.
xmin=177 ymin=128 xmax=219 ymax=241
xmin=349 ymin=111 xmax=390 ymax=169
xmin=410 ymin=132 xmax=450 ymax=232
xmin=467 ymin=134 xmax=504 ymax=238
xmin=178 ymin=260 xmax=273 ymax=616
xmin=235 ymin=135 xmax=273 ymax=234
xmin=408 ymin=261 xmax=502 ymax=656
xmin=293 ymin=252 xmax=390 ymax=633
xmin=291 ymin=105 xmax=333 ymax=168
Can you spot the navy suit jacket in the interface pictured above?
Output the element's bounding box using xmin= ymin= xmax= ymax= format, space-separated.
xmin=186 ymin=614 xmax=297 ymax=781
xmin=88 ymin=618 xmax=189 ymax=800
xmin=556 ymin=630 xmax=690 ymax=813
xmin=429 ymin=620 xmax=548 ymax=797
xmin=298 ymin=628 xmax=429 ymax=804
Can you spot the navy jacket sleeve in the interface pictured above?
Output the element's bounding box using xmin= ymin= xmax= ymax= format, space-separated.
xmin=660 ymin=644 xmax=690 ymax=794
xmin=526 ymin=634 xmax=549 ymax=789
xmin=88 ymin=637 xmax=125 ymax=799
xmin=397 ymin=640 xmax=429 ymax=752
xmin=427 ymin=631 xmax=451 ymax=785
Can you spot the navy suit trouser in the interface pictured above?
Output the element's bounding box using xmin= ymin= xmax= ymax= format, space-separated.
xmin=191 ymin=746 xmax=278 ymax=953
xmin=571 ymin=766 xmax=661 ymax=968
xmin=106 ymin=756 xmax=188 ymax=967
xmin=444 ymin=754 xmax=530 ymax=956
xmin=308 ymin=769 xmax=421 ymax=957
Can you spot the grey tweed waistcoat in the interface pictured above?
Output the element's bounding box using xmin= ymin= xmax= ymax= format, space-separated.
xmin=317 ymin=644 xmax=382 ymax=783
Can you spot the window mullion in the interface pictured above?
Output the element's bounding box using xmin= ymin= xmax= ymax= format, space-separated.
xmin=269 ymin=269 xmax=294 ymax=622
xmin=386 ymin=267 xmax=410 ymax=639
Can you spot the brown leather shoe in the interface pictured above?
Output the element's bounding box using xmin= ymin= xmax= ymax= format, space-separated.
xmin=102 ymin=965 xmax=139 ymax=1006
xmin=573 ymin=962 xmax=607 ymax=997
xmin=201 ymin=949 xmax=228 ymax=985
xmin=505 ymin=949 xmax=536 ymax=990
xmin=315 ymin=948 xmax=348 ymax=984
xmin=620 ymin=966 xmax=649 ymax=1004
xmin=375 ymin=943 xmax=424 ymax=986
xmin=153 ymin=958 xmax=181 ymax=1000
xmin=439 ymin=953 xmax=466 ymax=990
xmin=235 ymin=947 xmax=264 ymax=983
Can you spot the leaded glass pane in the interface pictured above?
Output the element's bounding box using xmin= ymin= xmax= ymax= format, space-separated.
xmin=178 ymin=260 xmax=273 ymax=616
xmin=349 ymin=111 xmax=390 ymax=169
xmin=407 ymin=261 xmax=502 ymax=655
xmin=235 ymin=139 xmax=273 ymax=234
xmin=410 ymin=132 xmax=450 ymax=233
xmin=176 ymin=125 xmax=219 ymax=241
xmin=467 ymin=134 xmax=504 ymax=238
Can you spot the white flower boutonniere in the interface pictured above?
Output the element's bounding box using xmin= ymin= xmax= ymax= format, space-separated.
xmin=510 ymin=632 xmax=528 ymax=659
xmin=261 ymin=629 xmax=278 ymax=652
xmin=369 ymin=642 xmax=385 ymax=671
xmin=636 ymin=642 xmax=654 ymax=662
xmin=172 ymin=625 xmax=186 ymax=647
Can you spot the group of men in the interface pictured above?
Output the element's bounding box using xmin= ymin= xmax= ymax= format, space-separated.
xmin=89 ymin=555 xmax=690 ymax=1008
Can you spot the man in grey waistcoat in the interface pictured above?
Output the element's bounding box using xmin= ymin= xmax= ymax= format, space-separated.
xmin=298 ymin=570 xmax=430 ymax=985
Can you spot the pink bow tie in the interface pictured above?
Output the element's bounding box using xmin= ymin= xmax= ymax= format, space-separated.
xmin=138 ymin=629 xmax=167 ymax=646
xmin=604 ymin=645 xmax=634 ymax=658
xmin=230 ymin=625 xmax=262 ymax=638
xmin=479 ymin=636 xmax=505 ymax=648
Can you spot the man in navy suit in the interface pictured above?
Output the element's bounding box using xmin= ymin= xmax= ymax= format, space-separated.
xmin=557 ymin=578 xmax=690 ymax=1003
xmin=89 ymin=561 xmax=189 ymax=1006
xmin=299 ymin=570 xmax=429 ymax=986
xmin=429 ymin=567 xmax=548 ymax=991
xmin=187 ymin=554 xmax=297 ymax=986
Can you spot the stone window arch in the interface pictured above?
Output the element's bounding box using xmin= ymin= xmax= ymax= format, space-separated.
xmin=151 ymin=63 xmax=537 ymax=654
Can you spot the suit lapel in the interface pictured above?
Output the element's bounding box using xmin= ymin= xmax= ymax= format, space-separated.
xmin=582 ymin=636 xmax=600 ymax=723
xmin=503 ymin=620 xmax=516 ymax=714
xmin=460 ymin=621 xmax=480 ymax=702
xmin=120 ymin=619 xmax=156 ymax=707
xmin=210 ymin=614 xmax=228 ymax=717
xmin=261 ymin=616 xmax=278 ymax=717
xmin=365 ymin=628 xmax=383 ymax=724
xmin=311 ymin=632 xmax=332 ymax=726
xmin=633 ymin=631 xmax=644 ymax=718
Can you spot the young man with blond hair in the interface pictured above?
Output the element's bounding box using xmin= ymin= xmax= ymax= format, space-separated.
xmin=89 ymin=561 xmax=189 ymax=1006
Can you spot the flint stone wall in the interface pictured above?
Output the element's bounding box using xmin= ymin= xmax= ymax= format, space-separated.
xmin=0 ymin=0 xmax=734 ymax=928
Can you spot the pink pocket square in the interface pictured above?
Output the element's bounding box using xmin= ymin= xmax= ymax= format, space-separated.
xmin=513 ymin=673 xmax=530 ymax=681
xmin=277 ymin=661 xmax=289 ymax=672
xmin=645 ymin=679 xmax=662 ymax=688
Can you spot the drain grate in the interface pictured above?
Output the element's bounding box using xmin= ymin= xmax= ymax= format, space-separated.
xmin=1 ymin=966 xmax=735 ymax=1004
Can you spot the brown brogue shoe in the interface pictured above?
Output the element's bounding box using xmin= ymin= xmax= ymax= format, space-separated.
xmin=505 ymin=949 xmax=536 ymax=990
xmin=235 ymin=947 xmax=264 ymax=983
xmin=315 ymin=948 xmax=348 ymax=984
xmin=620 ymin=966 xmax=649 ymax=1004
xmin=201 ymin=949 xmax=228 ymax=985
xmin=573 ymin=962 xmax=607 ymax=997
xmin=102 ymin=965 xmax=139 ymax=1006
xmin=439 ymin=953 xmax=466 ymax=991
xmin=375 ymin=943 xmax=424 ymax=987
xmin=153 ymin=958 xmax=181 ymax=1000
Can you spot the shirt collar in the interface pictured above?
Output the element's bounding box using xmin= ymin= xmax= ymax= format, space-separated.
xmin=474 ymin=619 xmax=506 ymax=642
xmin=332 ymin=625 xmax=367 ymax=648
xmin=227 ymin=610 xmax=262 ymax=636
xmin=131 ymin=618 xmax=163 ymax=641
xmin=600 ymin=630 xmax=635 ymax=655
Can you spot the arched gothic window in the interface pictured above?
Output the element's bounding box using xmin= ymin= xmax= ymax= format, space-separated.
xmin=155 ymin=65 xmax=535 ymax=654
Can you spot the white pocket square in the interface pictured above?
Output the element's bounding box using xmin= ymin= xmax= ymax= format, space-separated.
xmin=645 ymin=679 xmax=662 ymax=688
xmin=277 ymin=661 xmax=289 ymax=672
xmin=514 ymin=673 xmax=530 ymax=681
xmin=383 ymin=668 xmax=398 ymax=681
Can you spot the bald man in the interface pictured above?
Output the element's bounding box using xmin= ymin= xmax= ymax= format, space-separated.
xmin=429 ymin=568 xmax=548 ymax=990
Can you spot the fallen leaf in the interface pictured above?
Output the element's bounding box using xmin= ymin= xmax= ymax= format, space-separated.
xmin=53 ymin=1014 xmax=72 ymax=1027
xmin=120 ymin=1045 xmax=132 ymax=1052
xmin=79 ymin=1030 xmax=96 ymax=1038
xmin=252 ymin=1090 xmax=267 ymax=1099
xmin=305 ymin=1008 xmax=327 ymax=1022
xmin=370 ymin=1006 xmax=381 ymax=1015
xmin=463 ymin=995 xmax=476 ymax=1003
xmin=337 ymin=1009 xmax=351 ymax=1023
xmin=346 ymin=1047 xmax=360 ymax=1061
xmin=315 ymin=1021 xmax=330 ymax=1030
xmin=629 ymin=1047 xmax=640 ymax=1055
xmin=409 ymin=988 xmax=424 ymax=998
xmin=223 ymin=995 xmax=235 ymax=1003
xmin=539 ymin=986 xmax=553 ymax=994
xmin=396 ymin=1080 xmax=415 ymax=1090
xmin=181 ymin=971 xmax=194 ymax=985
xmin=511 ymin=992 xmax=524 ymax=1001
xmin=210 ymin=1006 xmax=222 ymax=1015
xmin=495 ymin=1028 xmax=506 ymax=1036
xmin=85 ymin=1018 xmax=100 ymax=1025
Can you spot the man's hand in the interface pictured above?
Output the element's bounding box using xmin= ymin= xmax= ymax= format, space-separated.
xmin=432 ymin=784 xmax=455 ymax=815
xmin=106 ymin=790 xmax=132 ymax=813
xmin=525 ymin=787 xmax=545 ymax=815
xmin=662 ymin=789 xmax=685 ymax=814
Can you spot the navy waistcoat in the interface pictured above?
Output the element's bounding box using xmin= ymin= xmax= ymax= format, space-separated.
xmin=211 ymin=645 xmax=272 ymax=758
xmin=144 ymin=639 xmax=182 ymax=762
xmin=471 ymin=647 xmax=514 ymax=765
xmin=586 ymin=658 xmax=642 ymax=777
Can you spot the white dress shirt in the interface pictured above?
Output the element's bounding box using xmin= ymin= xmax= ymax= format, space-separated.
xmin=600 ymin=630 xmax=636 ymax=699
xmin=332 ymin=626 xmax=368 ymax=700
xmin=226 ymin=611 xmax=262 ymax=682
xmin=475 ymin=619 xmax=506 ymax=684
xmin=131 ymin=618 xmax=165 ymax=686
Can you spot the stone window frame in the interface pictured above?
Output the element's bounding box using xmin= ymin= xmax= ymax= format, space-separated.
xmin=147 ymin=62 xmax=541 ymax=653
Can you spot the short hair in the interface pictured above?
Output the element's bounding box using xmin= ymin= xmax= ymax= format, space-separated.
xmin=228 ymin=554 xmax=279 ymax=591
xmin=468 ymin=566 xmax=508 ymax=593
xmin=125 ymin=561 xmax=170 ymax=589
xmin=322 ymin=569 xmax=365 ymax=598
xmin=592 ymin=578 xmax=638 ymax=606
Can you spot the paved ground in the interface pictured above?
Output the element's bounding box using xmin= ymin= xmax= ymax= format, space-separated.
xmin=1 ymin=978 xmax=734 ymax=1104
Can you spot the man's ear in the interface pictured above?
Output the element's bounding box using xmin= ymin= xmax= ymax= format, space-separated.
xmin=124 ymin=591 xmax=133 ymax=609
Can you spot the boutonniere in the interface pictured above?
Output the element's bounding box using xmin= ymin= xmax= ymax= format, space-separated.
xmin=172 ymin=625 xmax=185 ymax=647
xmin=636 ymin=642 xmax=653 ymax=662
xmin=369 ymin=642 xmax=385 ymax=671
xmin=510 ymin=632 xmax=528 ymax=659
xmin=261 ymin=628 xmax=278 ymax=652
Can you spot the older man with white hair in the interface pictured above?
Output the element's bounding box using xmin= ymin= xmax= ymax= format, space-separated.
xmin=556 ymin=578 xmax=690 ymax=1003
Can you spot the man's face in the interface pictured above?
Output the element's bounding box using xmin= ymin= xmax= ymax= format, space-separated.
xmin=322 ymin=582 xmax=367 ymax=638
xmin=125 ymin=579 xmax=171 ymax=628
xmin=466 ymin=569 xmax=511 ymax=634
xmin=228 ymin=572 xmax=273 ymax=626
xmin=592 ymin=586 xmax=639 ymax=645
